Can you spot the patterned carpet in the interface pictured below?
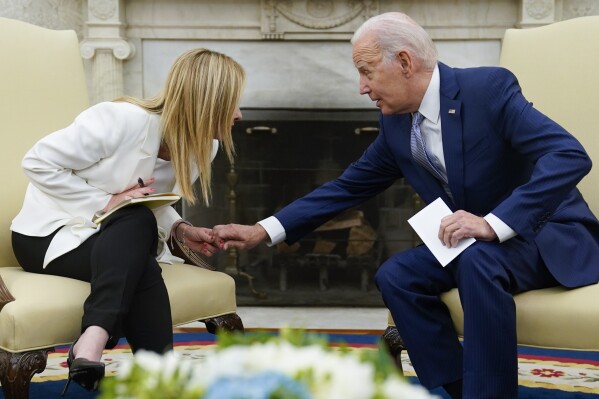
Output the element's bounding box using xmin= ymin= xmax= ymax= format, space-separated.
xmin=4 ymin=328 xmax=599 ymax=398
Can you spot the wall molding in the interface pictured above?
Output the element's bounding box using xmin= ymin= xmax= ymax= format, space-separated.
xmin=2 ymin=0 xmax=598 ymax=105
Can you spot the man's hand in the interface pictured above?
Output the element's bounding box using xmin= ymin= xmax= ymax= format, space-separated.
xmin=439 ymin=210 xmax=497 ymax=248
xmin=180 ymin=226 xmax=219 ymax=256
xmin=213 ymin=223 xmax=268 ymax=251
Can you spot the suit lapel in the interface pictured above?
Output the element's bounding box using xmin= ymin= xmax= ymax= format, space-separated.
xmin=438 ymin=63 xmax=465 ymax=209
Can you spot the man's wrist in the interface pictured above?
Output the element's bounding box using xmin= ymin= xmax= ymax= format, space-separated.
xmin=484 ymin=213 xmax=517 ymax=243
xmin=254 ymin=223 xmax=269 ymax=243
xmin=257 ymin=216 xmax=286 ymax=246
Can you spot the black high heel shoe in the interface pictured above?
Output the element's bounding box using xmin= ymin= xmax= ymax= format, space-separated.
xmin=61 ymin=340 xmax=105 ymax=396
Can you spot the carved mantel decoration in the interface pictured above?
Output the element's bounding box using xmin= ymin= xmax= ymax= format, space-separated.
xmin=519 ymin=0 xmax=556 ymax=27
xmin=525 ymin=0 xmax=554 ymax=19
xmin=80 ymin=38 xmax=134 ymax=61
xmin=568 ymin=0 xmax=597 ymax=18
xmin=261 ymin=0 xmax=379 ymax=39
xmin=90 ymin=0 xmax=117 ymax=20
xmin=82 ymin=0 xmax=134 ymax=103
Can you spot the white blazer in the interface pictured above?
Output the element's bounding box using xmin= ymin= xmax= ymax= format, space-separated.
xmin=11 ymin=101 xmax=214 ymax=267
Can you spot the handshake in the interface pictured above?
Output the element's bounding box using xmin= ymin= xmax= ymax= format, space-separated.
xmin=172 ymin=222 xmax=269 ymax=258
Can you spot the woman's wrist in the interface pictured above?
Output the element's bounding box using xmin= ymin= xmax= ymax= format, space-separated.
xmin=178 ymin=224 xmax=188 ymax=243
xmin=171 ymin=219 xmax=192 ymax=244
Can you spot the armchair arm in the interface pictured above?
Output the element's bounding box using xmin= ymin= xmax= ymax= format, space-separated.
xmin=0 ymin=274 xmax=15 ymax=312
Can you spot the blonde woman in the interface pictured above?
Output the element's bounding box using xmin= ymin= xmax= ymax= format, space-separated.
xmin=10 ymin=48 xmax=245 ymax=393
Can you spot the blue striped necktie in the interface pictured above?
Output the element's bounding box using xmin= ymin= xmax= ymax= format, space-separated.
xmin=410 ymin=112 xmax=454 ymax=200
xmin=410 ymin=112 xmax=446 ymax=183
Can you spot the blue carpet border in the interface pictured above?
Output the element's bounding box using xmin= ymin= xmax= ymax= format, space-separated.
xmin=6 ymin=331 xmax=599 ymax=399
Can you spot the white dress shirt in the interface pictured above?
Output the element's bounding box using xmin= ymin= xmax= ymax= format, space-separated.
xmin=258 ymin=65 xmax=517 ymax=246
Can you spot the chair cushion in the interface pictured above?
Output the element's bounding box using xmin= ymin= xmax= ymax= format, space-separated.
xmin=161 ymin=263 xmax=237 ymax=325
xmin=441 ymin=284 xmax=599 ymax=350
xmin=387 ymin=283 xmax=599 ymax=351
xmin=0 ymin=265 xmax=236 ymax=352
xmin=0 ymin=267 xmax=89 ymax=352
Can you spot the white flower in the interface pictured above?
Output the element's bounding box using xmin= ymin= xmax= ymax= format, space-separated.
xmin=161 ymin=351 xmax=183 ymax=380
xmin=115 ymin=358 xmax=133 ymax=380
xmin=100 ymin=331 xmax=439 ymax=399
xmin=381 ymin=375 xmax=442 ymax=399
xmin=310 ymin=352 xmax=375 ymax=399
xmin=133 ymin=350 xmax=165 ymax=374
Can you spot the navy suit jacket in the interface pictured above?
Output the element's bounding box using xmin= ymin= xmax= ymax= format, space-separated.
xmin=275 ymin=63 xmax=599 ymax=288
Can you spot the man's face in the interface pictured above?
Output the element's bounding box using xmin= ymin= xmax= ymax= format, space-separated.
xmin=352 ymin=34 xmax=414 ymax=115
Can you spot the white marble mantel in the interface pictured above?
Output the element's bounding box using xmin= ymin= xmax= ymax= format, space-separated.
xmin=1 ymin=0 xmax=598 ymax=107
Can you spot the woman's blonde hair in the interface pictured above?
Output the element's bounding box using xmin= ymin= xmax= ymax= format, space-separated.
xmin=117 ymin=48 xmax=245 ymax=206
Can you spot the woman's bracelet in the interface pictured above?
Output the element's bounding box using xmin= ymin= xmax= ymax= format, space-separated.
xmin=171 ymin=219 xmax=192 ymax=246
xmin=168 ymin=219 xmax=215 ymax=270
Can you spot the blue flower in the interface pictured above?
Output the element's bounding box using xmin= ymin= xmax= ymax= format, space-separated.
xmin=202 ymin=371 xmax=312 ymax=399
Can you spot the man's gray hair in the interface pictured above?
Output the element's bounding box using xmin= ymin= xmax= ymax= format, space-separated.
xmin=351 ymin=12 xmax=438 ymax=71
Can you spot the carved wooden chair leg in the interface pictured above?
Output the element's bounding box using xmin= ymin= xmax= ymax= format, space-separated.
xmin=0 ymin=348 xmax=51 ymax=399
xmin=382 ymin=326 xmax=406 ymax=373
xmin=202 ymin=313 xmax=244 ymax=334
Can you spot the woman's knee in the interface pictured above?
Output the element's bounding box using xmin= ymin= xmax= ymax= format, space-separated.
xmin=119 ymin=205 xmax=156 ymax=225
xmin=101 ymin=205 xmax=158 ymax=233
xmin=95 ymin=205 xmax=159 ymax=257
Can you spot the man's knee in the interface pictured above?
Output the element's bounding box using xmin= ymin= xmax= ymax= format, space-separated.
xmin=458 ymin=242 xmax=492 ymax=265
xmin=374 ymin=260 xmax=396 ymax=291
xmin=374 ymin=253 xmax=420 ymax=293
xmin=454 ymin=242 xmax=507 ymax=285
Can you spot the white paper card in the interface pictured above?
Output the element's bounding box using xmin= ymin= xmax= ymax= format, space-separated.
xmin=408 ymin=197 xmax=476 ymax=266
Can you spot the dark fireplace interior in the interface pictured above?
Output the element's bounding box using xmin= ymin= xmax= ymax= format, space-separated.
xmin=184 ymin=109 xmax=421 ymax=306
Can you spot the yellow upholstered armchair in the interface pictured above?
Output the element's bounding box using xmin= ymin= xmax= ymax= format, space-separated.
xmin=383 ymin=15 xmax=599 ymax=371
xmin=0 ymin=18 xmax=242 ymax=399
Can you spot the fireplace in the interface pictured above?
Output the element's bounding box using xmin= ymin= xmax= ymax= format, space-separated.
xmin=183 ymin=109 xmax=421 ymax=306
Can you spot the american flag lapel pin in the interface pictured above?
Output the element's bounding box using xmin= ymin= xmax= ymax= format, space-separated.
xmin=448 ymin=109 xmax=456 ymax=114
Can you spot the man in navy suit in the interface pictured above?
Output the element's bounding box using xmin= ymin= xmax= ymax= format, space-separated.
xmin=214 ymin=12 xmax=599 ymax=399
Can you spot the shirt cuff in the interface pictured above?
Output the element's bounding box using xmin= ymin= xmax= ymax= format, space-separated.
xmin=484 ymin=213 xmax=518 ymax=243
xmin=257 ymin=216 xmax=287 ymax=247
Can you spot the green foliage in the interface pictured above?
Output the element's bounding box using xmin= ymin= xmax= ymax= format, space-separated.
xmin=99 ymin=362 xmax=203 ymax=399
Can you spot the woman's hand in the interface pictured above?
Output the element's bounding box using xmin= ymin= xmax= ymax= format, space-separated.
xmin=103 ymin=178 xmax=155 ymax=212
xmin=175 ymin=223 xmax=219 ymax=256
xmin=212 ymin=223 xmax=269 ymax=250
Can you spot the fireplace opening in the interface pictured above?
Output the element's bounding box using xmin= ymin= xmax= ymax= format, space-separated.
xmin=183 ymin=109 xmax=421 ymax=306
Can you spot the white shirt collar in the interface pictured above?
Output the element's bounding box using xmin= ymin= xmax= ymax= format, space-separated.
xmin=418 ymin=64 xmax=440 ymax=125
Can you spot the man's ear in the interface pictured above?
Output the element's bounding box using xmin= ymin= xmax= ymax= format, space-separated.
xmin=396 ymin=51 xmax=413 ymax=75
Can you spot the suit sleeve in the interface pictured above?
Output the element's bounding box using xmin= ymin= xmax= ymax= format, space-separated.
xmin=274 ymin=124 xmax=402 ymax=244
xmin=488 ymin=68 xmax=591 ymax=240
